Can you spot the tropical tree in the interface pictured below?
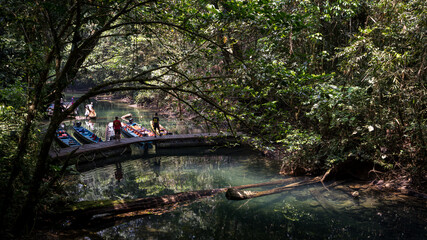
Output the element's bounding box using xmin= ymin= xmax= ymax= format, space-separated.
xmin=0 ymin=0 xmax=235 ymax=235
xmin=1 ymin=0 xmax=426 ymax=237
xmin=334 ymin=0 xmax=426 ymax=181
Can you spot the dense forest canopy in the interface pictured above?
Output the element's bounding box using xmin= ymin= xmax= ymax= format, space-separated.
xmin=0 ymin=0 xmax=425 ymax=237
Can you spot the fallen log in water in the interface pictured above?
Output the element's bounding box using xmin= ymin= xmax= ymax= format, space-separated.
xmin=52 ymin=177 xmax=311 ymax=227
xmin=62 ymin=188 xmax=226 ymax=221
xmin=232 ymin=178 xmax=297 ymax=190
xmin=225 ymin=177 xmax=321 ymax=200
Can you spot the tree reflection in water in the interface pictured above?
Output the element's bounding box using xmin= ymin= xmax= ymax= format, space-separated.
xmin=67 ymin=147 xmax=426 ymax=240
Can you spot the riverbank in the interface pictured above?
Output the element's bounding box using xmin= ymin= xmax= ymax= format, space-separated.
xmin=117 ymin=94 xmax=427 ymax=198
xmin=31 ymin=177 xmax=427 ymax=240
xmin=261 ymin=144 xmax=427 ymax=199
xmin=65 ymin=90 xmax=427 ymax=198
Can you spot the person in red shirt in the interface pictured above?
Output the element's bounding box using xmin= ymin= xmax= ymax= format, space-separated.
xmin=113 ymin=116 xmax=121 ymax=141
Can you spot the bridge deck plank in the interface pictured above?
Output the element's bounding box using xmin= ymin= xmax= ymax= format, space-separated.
xmin=49 ymin=133 xmax=227 ymax=159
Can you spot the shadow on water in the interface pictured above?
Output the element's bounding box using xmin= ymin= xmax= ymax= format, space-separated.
xmin=63 ymin=146 xmax=426 ymax=240
xmin=58 ymin=97 xmax=426 ymax=239
xmin=60 ymin=95 xmax=207 ymax=141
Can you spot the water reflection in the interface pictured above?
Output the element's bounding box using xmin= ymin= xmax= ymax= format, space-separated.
xmin=60 ymin=96 xmax=426 ymax=239
xmin=85 ymin=119 xmax=94 ymax=131
xmin=65 ymin=147 xmax=426 ymax=239
xmin=114 ymin=162 xmax=123 ymax=182
xmin=94 ymin=192 xmax=426 ymax=240
xmin=60 ymin=95 xmax=207 ymax=144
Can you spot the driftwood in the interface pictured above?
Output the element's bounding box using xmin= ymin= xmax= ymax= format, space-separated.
xmin=59 ymin=178 xmax=296 ymax=218
xmin=225 ymin=177 xmax=321 ymax=200
xmin=232 ymin=178 xmax=297 ymax=190
xmin=64 ymin=188 xmax=226 ymax=221
xmin=309 ymin=188 xmax=340 ymax=215
xmin=53 ymin=177 xmax=317 ymax=227
xmin=45 ymin=189 xmax=228 ymax=230
xmin=308 ymin=180 xmax=347 ymax=215
xmin=309 ymin=181 xmax=358 ymax=224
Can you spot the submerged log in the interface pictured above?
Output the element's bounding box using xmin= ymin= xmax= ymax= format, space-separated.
xmin=309 ymin=189 xmax=340 ymax=215
xmin=66 ymin=179 xmax=297 ymax=217
xmin=225 ymin=188 xmax=255 ymax=200
xmin=226 ymin=177 xmax=321 ymax=200
xmin=232 ymin=178 xmax=296 ymax=190
xmin=52 ymin=177 xmax=312 ymax=227
xmin=64 ymin=188 xmax=226 ymax=221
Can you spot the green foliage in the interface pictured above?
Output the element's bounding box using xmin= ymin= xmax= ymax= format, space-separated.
xmin=0 ymin=105 xmax=21 ymax=160
xmin=0 ymin=103 xmax=40 ymax=223
xmin=0 ymin=82 xmax=27 ymax=168
xmin=334 ymin=0 xmax=426 ymax=174
xmin=1 ymin=0 xmax=426 ymax=235
xmin=303 ymin=83 xmax=378 ymax=166
xmin=177 ymin=0 xmax=426 ymax=182
xmin=0 ymin=81 xmax=26 ymax=108
xmin=306 ymin=83 xmax=369 ymax=132
xmin=277 ymin=127 xmax=321 ymax=153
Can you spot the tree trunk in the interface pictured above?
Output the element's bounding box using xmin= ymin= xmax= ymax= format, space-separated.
xmin=49 ymin=178 xmax=301 ymax=226
xmin=12 ymin=114 xmax=65 ymax=235
xmin=0 ymin=79 xmax=46 ymax=228
xmin=61 ymin=189 xmax=227 ymax=223
xmin=225 ymin=178 xmax=321 ymax=200
xmin=0 ymin=107 xmax=36 ymax=228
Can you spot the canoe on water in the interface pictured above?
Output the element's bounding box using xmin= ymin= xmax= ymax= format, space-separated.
xmin=121 ymin=123 xmax=140 ymax=138
xmin=150 ymin=120 xmax=172 ymax=136
xmin=121 ymin=122 xmax=154 ymax=137
xmin=120 ymin=121 xmax=154 ymax=149
xmin=72 ymin=125 xmax=103 ymax=144
xmin=121 ymin=113 xmax=132 ymax=120
xmin=55 ymin=128 xmax=81 ymax=148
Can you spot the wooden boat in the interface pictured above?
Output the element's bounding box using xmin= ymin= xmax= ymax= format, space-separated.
xmin=120 ymin=122 xmax=153 ymax=149
xmin=127 ymin=120 xmax=155 ymax=137
xmin=121 ymin=122 xmax=151 ymax=137
xmin=55 ymin=128 xmax=81 ymax=148
xmin=121 ymin=122 xmax=139 ymax=138
xmin=121 ymin=113 xmax=132 ymax=120
xmin=72 ymin=125 xmax=103 ymax=144
xmin=150 ymin=120 xmax=172 ymax=136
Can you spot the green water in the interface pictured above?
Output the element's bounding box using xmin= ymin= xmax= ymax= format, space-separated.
xmin=60 ymin=94 xmax=204 ymax=141
xmin=63 ymin=96 xmax=426 ymax=240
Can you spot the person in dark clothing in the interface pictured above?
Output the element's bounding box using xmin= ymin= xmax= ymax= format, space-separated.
xmin=152 ymin=113 xmax=160 ymax=137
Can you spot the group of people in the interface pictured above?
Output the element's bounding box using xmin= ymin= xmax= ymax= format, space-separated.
xmin=112 ymin=113 xmax=161 ymax=141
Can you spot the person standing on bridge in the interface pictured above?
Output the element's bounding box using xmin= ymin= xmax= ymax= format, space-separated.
xmin=152 ymin=113 xmax=160 ymax=137
xmin=113 ymin=116 xmax=121 ymax=141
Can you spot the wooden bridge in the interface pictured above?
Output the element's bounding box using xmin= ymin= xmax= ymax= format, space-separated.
xmin=49 ymin=133 xmax=237 ymax=161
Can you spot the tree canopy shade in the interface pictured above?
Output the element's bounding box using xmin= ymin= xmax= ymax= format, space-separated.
xmin=0 ymin=0 xmax=426 ymax=237
xmin=0 ymin=0 xmax=233 ymax=235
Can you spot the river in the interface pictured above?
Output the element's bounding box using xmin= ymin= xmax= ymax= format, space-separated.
xmin=61 ymin=96 xmax=426 ymax=240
